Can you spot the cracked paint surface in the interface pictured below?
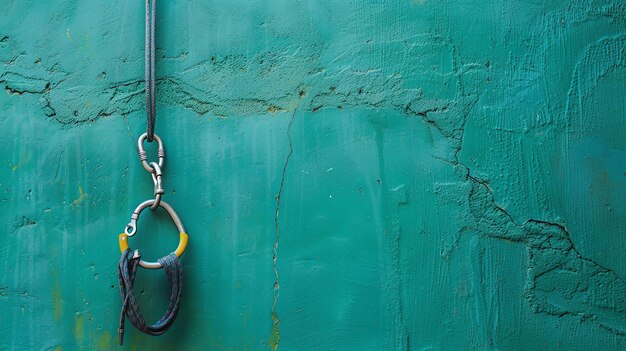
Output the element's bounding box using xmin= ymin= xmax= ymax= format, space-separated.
xmin=0 ymin=0 xmax=624 ymax=350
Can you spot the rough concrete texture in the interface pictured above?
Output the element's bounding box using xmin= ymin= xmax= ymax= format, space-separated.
xmin=0 ymin=1 xmax=624 ymax=350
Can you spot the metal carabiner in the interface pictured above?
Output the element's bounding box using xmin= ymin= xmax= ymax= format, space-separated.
xmin=137 ymin=132 xmax=165 ymax=173
xmin=149 ymin=161 xmax=164 ymax=210
xmin=120 ymin=199 xmax=188 ymax=269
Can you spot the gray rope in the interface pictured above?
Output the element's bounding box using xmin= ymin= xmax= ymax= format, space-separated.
xmin=145 ymin=0 xmax=156 ymax=142
xmin=118 ymin=249 xmax=183 ymax=345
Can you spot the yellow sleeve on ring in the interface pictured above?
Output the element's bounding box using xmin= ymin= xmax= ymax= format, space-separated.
xmin=174 ymin=232 xmax=188 ymax=257
xmin=118 ymin=232 xmax=188 ymax=257
xmin=119 ymin=233 xmax=129 ymax=253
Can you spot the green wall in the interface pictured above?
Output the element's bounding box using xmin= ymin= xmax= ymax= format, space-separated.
xmin=1 ymin=1 xmax=624 ymax=350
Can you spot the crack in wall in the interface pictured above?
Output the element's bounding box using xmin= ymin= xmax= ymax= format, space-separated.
xmin=466 ymin=178 xmax=626 ymax=335
xmin=418 ymin=86 xmax=626 ymax=335
xmin=269 ymin=110 xmax=296 ymax=351
xmin=1 ymin=42 xmax=433 ymax=124
xmin=396 ymin=14 xmax=626 ymax=335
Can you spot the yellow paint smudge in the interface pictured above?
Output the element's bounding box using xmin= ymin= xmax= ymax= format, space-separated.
xmin=96 ymin=331 xmax=111 ymax=350
xmin=70 ymin=186 xmax=89 ymax=206
xmin=84 ymin=33 xmax=91 ymax=51
xmin=242 ymin=305 xmax=250 ymax=330
xmin=130 ymin=332 xmax=141 ymax=351
xmin=8 ymin=151 xmax=32 ymax=171
xmin=51 ymin=273 xmax=63 ymax=320
xmin=9 ymin=160 xmax=24 ymax=171
xmin=54 ymin=347 xmax=63 ymax=351
xmin=74 ymin=313 xmax=84 ymax=341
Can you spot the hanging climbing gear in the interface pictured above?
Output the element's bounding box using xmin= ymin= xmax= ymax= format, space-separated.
xmin=117 ymin=200 xmax=187 ymax=344
xmin=117 ymin=0 xmax=188 ymax=345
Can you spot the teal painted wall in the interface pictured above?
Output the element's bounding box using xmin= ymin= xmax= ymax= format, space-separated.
xmin=0 ymin=1 xmax=624 ymax=350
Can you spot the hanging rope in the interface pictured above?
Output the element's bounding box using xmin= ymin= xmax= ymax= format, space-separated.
xmin=145 ymin=0 xmax=157 ymax=141
xmin=116 ymin=1 xmax=188 ymax=345
xmin=118 ymin=249 xmax=183 ymax=345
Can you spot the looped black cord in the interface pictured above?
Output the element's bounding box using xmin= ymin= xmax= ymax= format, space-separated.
xmin=118 ymin=249 xmax=183 ymax=345
xmin=145 ymin=0 xmax=157 ymax=142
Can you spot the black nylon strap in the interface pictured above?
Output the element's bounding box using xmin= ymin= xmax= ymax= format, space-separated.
xmin=118 ymin=249 xmax=183 ymax=345
xmin=145 ymin=0 xmax=156 ymax=142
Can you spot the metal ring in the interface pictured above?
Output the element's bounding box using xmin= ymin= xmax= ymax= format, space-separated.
xmin=137 ymin=133 xmax=165 ymax=173
xmin=119 ymin=199 xmax=188 ymax=269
